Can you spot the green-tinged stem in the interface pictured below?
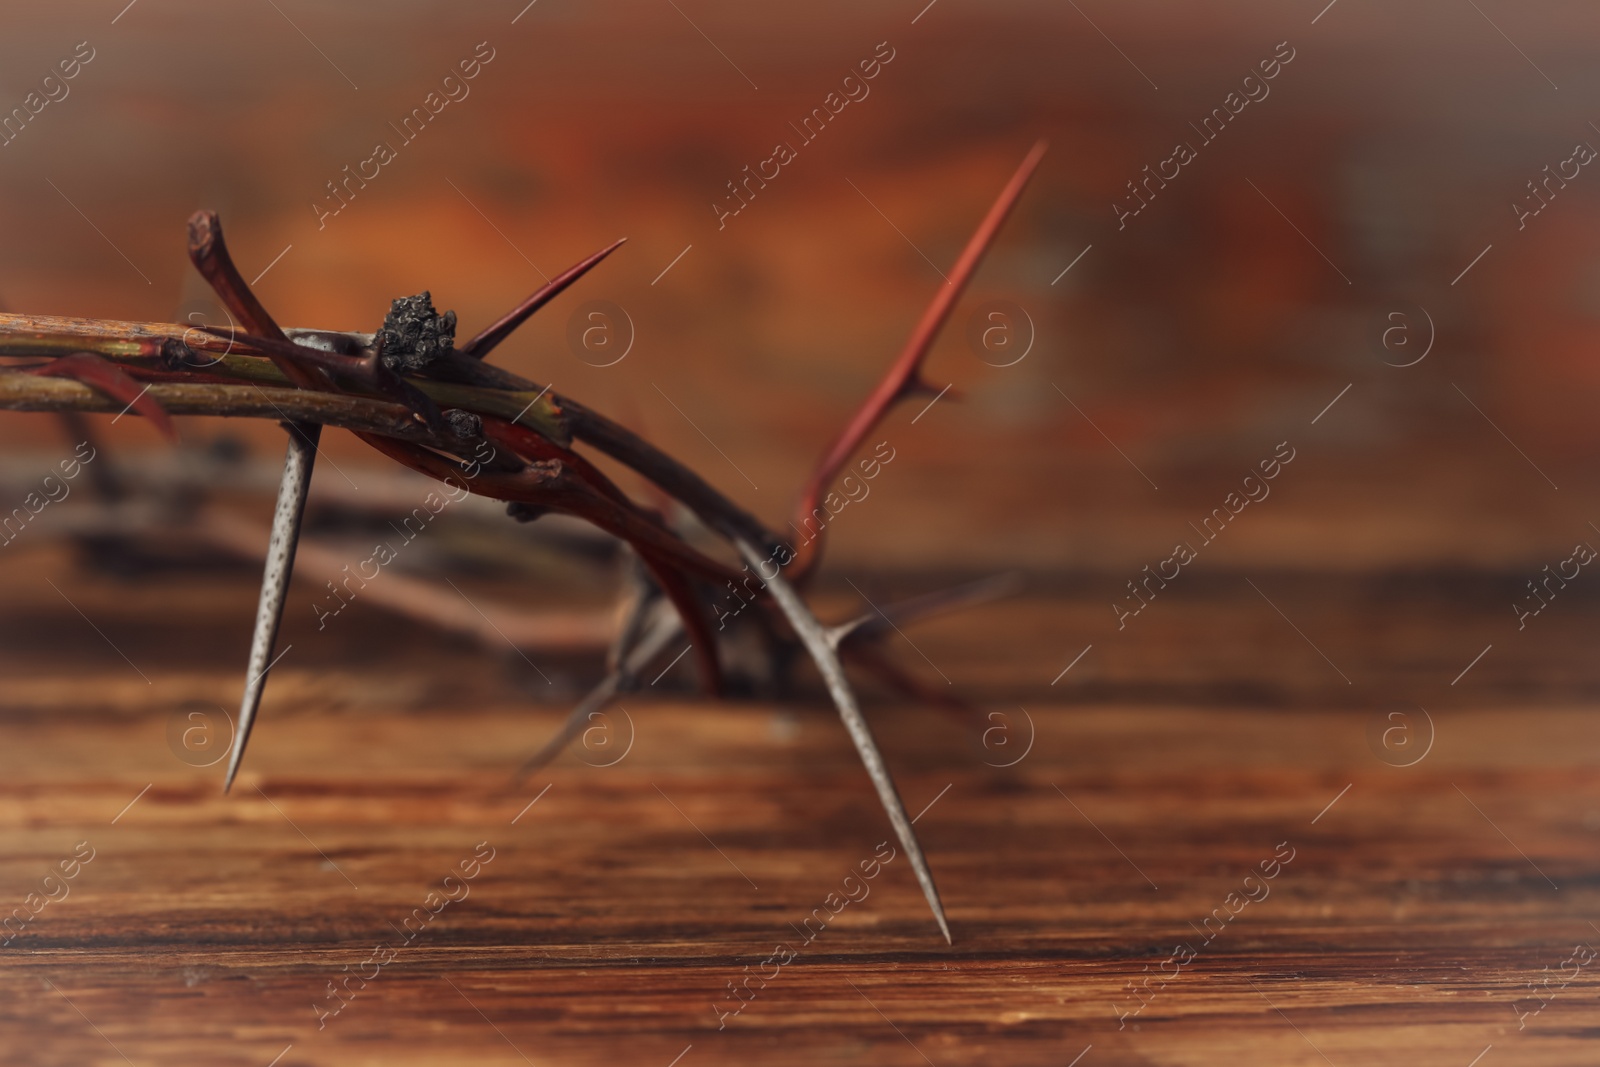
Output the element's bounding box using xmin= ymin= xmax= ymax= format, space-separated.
xmin=0 ymin=310 xmax=783 ymax=555
xmin=0 ymin=312 xmax=569 ymax=445
xmin=0 ymin=373 xmax=444 ymax=443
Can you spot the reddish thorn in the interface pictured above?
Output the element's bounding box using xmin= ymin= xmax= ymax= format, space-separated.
xmin=32 ymin=352 xmax=178 ymax=442
xmin=790 ymin=140 xmax=1047 ymax=580
xmin=899 ymin=376 xmax=949 ymax=401
xmin=461 ymin=238 xmax=627 ymax=361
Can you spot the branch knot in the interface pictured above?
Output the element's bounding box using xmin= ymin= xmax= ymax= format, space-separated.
xmin=377 ymin=292 xmax=456 ymax=373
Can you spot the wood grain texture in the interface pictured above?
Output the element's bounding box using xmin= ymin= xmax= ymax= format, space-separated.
xmin=1 ymin=545 xmax=1598 ymax=1066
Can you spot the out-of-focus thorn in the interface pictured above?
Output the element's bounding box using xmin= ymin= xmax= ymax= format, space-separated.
xmin=840 ymin=572 xmax=1021 ymax=649
xmin=31 ymin=352 xmax=178 ymax=442
xmin=824 ymin=613 xmax=874 ymax=651
xmin=515 ymin=598 xmax=678 ymax=778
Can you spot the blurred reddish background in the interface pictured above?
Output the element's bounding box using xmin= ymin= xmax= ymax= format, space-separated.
xmin=0 ymin=0 xmax=1598 ymax=575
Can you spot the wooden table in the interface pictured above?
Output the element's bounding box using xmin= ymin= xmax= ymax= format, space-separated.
xmin=1 ymin=544 xmax=1596 ymax=1066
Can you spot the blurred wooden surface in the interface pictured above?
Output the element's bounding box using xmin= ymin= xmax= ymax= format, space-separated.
xmin=1 ymin=542 xmax=1598 ymax=1066
xmin=4 ymin=2 xmax=1600 ymax=1063
xmin=6 ymin=1 xmax=1600 ymax=578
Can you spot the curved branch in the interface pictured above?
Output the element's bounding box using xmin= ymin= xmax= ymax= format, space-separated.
xmin=561 ymin=395 xmax=779 ymax=550
xmin=187 ymin=211 xmax=293 ymax=346
xmin=355 ymin=433 xmax=739 ymax=589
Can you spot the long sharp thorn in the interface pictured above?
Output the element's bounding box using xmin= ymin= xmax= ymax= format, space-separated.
xmin=736 ymin=539 xmax=951 ymax=943
xmin=824 ymin=614 xmax=874 ymax=651
xmin=607 ymin=548 xmax=661 ymax=675
xmin=515 ymin=673 xmax=621 ymax=779
xmin=461 ymin=238 xmax=627 ymax=361
xmin=840 ymin=572 xmax=1022 ymax=649
xmin=223 ymin=423 xmax=319 ymax=792
xmin=515 ymin=601 xmax=677 ymax=778
xmin=188 ymin=210 xmax=325 ymax=794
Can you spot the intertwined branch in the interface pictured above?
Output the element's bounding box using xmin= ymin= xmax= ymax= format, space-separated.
xmin=0 ymin=141 xmax=1045 ymax=941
